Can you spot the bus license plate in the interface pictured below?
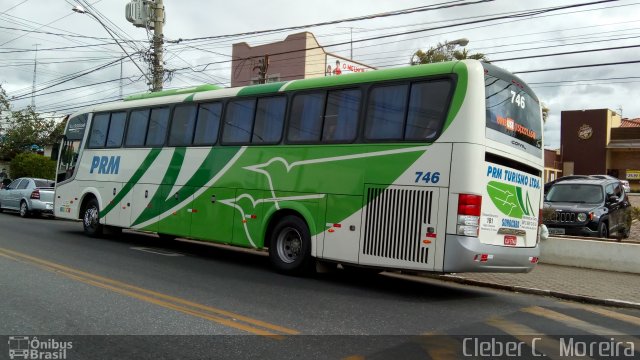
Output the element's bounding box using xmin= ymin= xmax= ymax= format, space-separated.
xmin=503 ymin=235 xmax=517 ymax=246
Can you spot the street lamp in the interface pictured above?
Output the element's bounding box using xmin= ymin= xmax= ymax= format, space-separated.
xmin=446 ymin=38 xmax=469 ymax=47
xmin=72 ymin=5 xmax=152 ymax=87
xmin=411 ymin=37 xmax=470 ymax=65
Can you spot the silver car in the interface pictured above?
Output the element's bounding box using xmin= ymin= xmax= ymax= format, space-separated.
xmin=0 ymin=177 xmax=55 ymax=217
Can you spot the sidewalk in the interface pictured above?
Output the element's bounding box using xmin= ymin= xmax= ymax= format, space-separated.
xmin=427 ymin=263 xmax=640 ymax=309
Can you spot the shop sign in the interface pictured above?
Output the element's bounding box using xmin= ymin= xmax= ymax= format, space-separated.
xmin=577 ymin=124 xmax=593 ymax=140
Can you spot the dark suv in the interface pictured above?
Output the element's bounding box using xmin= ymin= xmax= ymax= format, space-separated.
xmin=543 ymin=177 xmax=631 ymax=239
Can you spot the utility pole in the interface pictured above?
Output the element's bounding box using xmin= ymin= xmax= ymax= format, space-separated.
xmin=254 ymin=54 xmax=269 ymax=84
xmin=31 ymin=43 xmax=40 ymax=108
xmin=151 ymin=0 xmax=164 ymax=91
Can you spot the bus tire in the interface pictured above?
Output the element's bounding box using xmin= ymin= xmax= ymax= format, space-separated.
xmin=269 ymin=215 xmax=313 ymax=275
xmin=82 ymin=198 xmax=103 ymax=237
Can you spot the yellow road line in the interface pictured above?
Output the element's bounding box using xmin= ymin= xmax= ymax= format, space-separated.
xmin=419 ymin=331 xmax=461 ymax=360
xmin=486 ymin=316 xmax=588 ymax=360
xmin=0 ymin=247 xmax=299 ymax=336
xmin=561 ymin=302 xmax=640 ymax=327
xmin=522 ymin=306 xmax=629 ymax=336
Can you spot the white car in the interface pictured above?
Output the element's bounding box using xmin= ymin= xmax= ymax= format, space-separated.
xmin=0 ymin=177 xmax=55 ymax=217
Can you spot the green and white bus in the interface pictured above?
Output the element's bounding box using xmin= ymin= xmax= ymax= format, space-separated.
xmin=55 ymin=60 xmax=545 ymax=275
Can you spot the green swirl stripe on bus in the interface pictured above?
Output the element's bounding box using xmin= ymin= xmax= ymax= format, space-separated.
xmin=486 ymin=181 xmax=535 ymax=219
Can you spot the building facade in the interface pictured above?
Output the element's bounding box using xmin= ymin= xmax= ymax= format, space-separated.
xmin=549 ymin=109 xmax=640 ymax=191
xmin=231 ymin=32 xmax=374 ymax=87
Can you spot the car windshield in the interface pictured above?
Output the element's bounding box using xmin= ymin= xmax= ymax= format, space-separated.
xmin=546 ymin=184 xmax=603 ymax=203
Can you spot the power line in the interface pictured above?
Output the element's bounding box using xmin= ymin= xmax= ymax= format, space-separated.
xmin=491 ymin=44 xmax=640 ymax=62
xmin=513 ymin=59 xmax=640 ymax=74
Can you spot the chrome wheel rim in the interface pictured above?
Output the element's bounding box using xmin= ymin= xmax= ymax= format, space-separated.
xmin=84 ymin=206 xmax=99 ymax=230
xmin=276 ymin=227 xmax=302 ymax=264
xmin=20 ymin=202 xmax=27 ymax=216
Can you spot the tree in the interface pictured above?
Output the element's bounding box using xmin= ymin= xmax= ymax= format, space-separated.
xmin=411 ymin=41 xmax=489 ymax=65
xmin=10 ymin=152 xmax=57 ymax=180
xmin=0 ymin=106 xmax=58 ymax=159
xmin=542 ymin=102 xmax=550 ymax=124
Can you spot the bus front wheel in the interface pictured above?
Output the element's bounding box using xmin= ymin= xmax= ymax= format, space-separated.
xmin=82 ymin=198 xmax=103 ymax=237
xmin=269 ymin=215 xmax=312 ymax=275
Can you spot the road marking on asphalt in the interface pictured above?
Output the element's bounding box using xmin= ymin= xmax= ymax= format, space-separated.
xmin=0 ymin=246 xmax=299 ymax=337
xmin=130 ymin=247 xmax=184 ymax=256
xmin=485 ymin=316 xmax=573 ymax=360
xmin=419 ymin=331 xmax=462 ymax=360
xmin=521 ymin=306 xmax=631 ymax=336
xmin=561 ymin=302 xmax=640 ymax=327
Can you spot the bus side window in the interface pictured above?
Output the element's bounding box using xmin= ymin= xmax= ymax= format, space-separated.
xmin=106 ymin=112 xmax=126 ymax=148
xmin=88 ymin=113 xmax=110 ymax=148
xmin=193 ymin=102 xmax=222 ymax=145
xmin=405 ymin=80 xmax=451 ymax=141
xmin=169 ymin=104 xmax=197 ymax=146
xmin=288 ymin=92 xmax=324 ymax=143
xmin=322 ymin=89 xmax=360 ymax=143
xmin=146 ymin=107 xmax=170 ymax=147
xmin=222 ymin=99 xmax=256 ymax=144
xmin=126 ymin=109 xmax=150 ymax=147
xmin=252 ymin=96 xmax=286 ymax=144
xmin=365 ymin=84 xmax=407 ymax=141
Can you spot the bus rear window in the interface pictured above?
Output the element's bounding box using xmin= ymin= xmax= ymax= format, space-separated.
xmin=484 ymin=67 xmax=542 ymax=153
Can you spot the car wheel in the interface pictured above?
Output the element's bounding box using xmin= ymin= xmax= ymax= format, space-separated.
xmin=0 ymin=202 xmax=3 ymax=213
xmin=19 ymin=201 xmax=30 ymax=218
xmin=268 ymin=215 xmax=313 ymax=275
xmin=82 ymin=198 xmax=103 ymax=237
xmin=597 ymin=221 xmax=609 ymax=238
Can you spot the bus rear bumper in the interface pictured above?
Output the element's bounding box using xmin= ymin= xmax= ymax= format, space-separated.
xmin=443 ymin=234 xmax=540 ymax=273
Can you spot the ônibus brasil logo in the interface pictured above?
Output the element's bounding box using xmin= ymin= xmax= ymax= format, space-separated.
xmin=8 ymin=336 xmax=72 ymax=360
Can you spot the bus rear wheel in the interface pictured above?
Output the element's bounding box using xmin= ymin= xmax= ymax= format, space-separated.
xmin=82 ymin=198 xmax=103 ymax=237
xmin=269 ymin=215 xmax=312 ymax=275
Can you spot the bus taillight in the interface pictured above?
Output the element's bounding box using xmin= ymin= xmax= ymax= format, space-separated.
xmin=457 ymin=194 xmax=481 ymax=237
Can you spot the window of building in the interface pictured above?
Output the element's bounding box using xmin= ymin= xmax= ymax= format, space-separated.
xmin=194 ymin=102 xmax=222 ymax=145
xmin=145 ymin=107 xmax=170 ymax=147
xmin=169 ymin=104 xmax=197 ymax=146
xmin=252 ymin=96 xmax=286 ymax=144
xmin=125 ymin=109 xmax=150 ymax=147
xmin=288 ymin=92 xmax=324 ymax=143
xmin=222 ymin=99 xmax=256 ymax=144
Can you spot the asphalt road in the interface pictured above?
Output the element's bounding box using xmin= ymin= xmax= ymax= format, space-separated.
xmin=1 ymin=212 xmax=639 ymax=359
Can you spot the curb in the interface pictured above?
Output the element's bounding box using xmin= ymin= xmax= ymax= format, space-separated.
xmin=423 ymin=274 xmax=640 ymax=310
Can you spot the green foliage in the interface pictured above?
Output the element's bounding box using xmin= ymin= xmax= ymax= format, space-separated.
xmin=0 ymin=84 xmax=64 ymax=160
xmin=9 ymin=152 xmax=56 ymax=180
xmin=410 ymin=41 xmax=489 ymax=65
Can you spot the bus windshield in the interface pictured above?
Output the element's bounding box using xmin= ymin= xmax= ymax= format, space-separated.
xmin=484 ymin=63 xmax=542 ymax=156
xmin=57 ymin=114 xmax=87 ymax=183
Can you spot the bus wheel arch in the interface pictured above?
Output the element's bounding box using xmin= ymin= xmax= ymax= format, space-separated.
xmin=265 ymin=210 xmax=314 ymax=275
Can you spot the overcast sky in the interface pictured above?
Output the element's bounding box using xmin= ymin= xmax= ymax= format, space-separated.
xmin=1 ymin=0 xmax=638 ymax=148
